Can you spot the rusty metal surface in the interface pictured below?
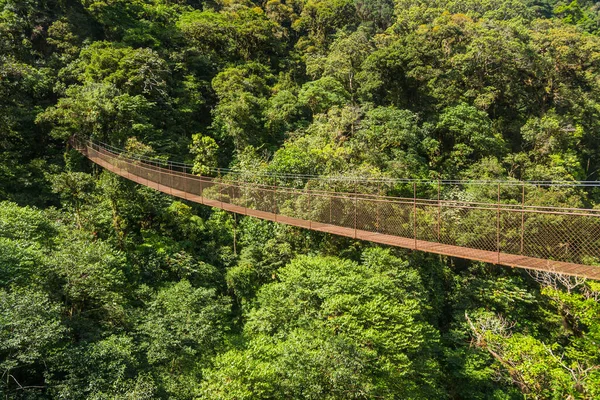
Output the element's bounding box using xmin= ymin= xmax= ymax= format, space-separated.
xmin=71 ymin=137 xmax=600 ymax=280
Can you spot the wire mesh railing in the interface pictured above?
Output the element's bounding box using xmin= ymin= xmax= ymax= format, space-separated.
xmin=71 ymin=137 xmax=600 ymax=276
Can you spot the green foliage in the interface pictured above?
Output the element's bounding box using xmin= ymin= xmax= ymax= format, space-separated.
xmin=49 ymin=334 xmax=156 ymax=400
xmin=178 ymin=7 xmax=282 ymax=63
xmin=37 ymin=82 xmax=158 ymax=142
xmin=3 ymin=0 xmax=600 ymax=397
xmin=354 ymin=0 xmax=394 ymax=29
xmin=0 ymin=287 xmax=65 ymax=397
xmin=226 ymin=218 xmax=296 ymax=303
xmin=294 ymin=0 xmax=359 ymax=46
xmin=264 ymin=88 xmax=302 ymax=137
xmin=71 ymin=43 xmax=169 ymax=97
xmin=211 ymin=63 xmax=274 ymax=151
xmin=350 ymin=106 xmax=425 ymax=174
xmin=204 ymin=251 xmax=443 ymax=398
xmin=50 ymin=232 xmax=127 ymax=325
xmin=0 ymin=201 xmax=56 ymax=243
xmin=190 ymin=133 xmax=218 ymax=175
xmin=141 ymin=280 xmax=230 ymax=366
xmin=298 ymin=76 xmax=350 ymax=115
xmin=435 ymin=103 xmax=505 ymax=174
xmin=138 ymin=280 xmax=230 ymax=398
xmin=554 ymin=0 xmax=600 ymax=33
xmin=0 ymin=238 xmax=43 ymax=287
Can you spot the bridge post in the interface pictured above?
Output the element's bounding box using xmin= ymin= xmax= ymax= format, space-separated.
xmin=308 ymin=186 xmax=312 ymax=230
xmin=183 ymin=166 xmax=188 ymax=201
xmin=169 ymin=162 xmax=173 ymax=196
xmin=200 ymin=176 xmax=204 ymax=204
xmin=329 ymin=183 xmax=333 ymax=224
xmin=159 ymin=160 xmax=163 ymax=189
xmin=376 ymin=181 xmax=380 ymax=233
xmin=243 ymin=178 xmax=247 ymax=216
xmin=145 ymin=158 xmax=150 ymax=187
xmin=497 ymin=183 xmax=501 ymax=264
xmin=520 ymin=183 xmax=525 ymax=255
xmin=413 ymin=182 xmax=417 ymax=250
xmin=273 ymin=180 xmax=277 ymax=223
xmin=218 ymin=168 xmax=223 ymax=209
xmin=437 ymin=180 xmax=441 ymax=241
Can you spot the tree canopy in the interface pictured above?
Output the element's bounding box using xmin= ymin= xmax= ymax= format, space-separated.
xmin=2 ymin=0 xmax=600 ymax=398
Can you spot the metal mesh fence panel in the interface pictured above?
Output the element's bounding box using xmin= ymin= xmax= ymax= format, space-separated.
xmin=72 ymin=137 xmax=600 ymax=278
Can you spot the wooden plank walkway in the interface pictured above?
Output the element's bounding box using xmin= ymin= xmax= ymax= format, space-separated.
xmin=85 ymin=152 xmax=600 ymax=280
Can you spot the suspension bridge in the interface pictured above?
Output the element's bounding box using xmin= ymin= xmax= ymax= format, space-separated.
xmin=72 ymin=137 xmax=600 ymax=280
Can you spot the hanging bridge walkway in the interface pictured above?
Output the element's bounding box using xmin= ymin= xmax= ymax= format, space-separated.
xmin=72 ymin=138 xmax=600 ymax=280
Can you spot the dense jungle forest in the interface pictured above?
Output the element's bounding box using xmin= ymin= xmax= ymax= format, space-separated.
xmin=2 ymin=0 xmax=600 ymax=398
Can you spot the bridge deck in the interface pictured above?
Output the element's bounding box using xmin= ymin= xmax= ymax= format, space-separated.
xmin=86 ymin=152 xmax=600 ymax=280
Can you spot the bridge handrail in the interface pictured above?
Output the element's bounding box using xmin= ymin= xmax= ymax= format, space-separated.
xmin=78 ymin=137 xmax=600 ymax=187
xmin=72 ymin=135 xmax=600 ymax=279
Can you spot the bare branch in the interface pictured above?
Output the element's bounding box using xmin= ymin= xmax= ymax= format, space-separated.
xmin=528 ymin=269 xmax=586 ymax=293
xmin=543 ymin=343 xmax=600 ymax=391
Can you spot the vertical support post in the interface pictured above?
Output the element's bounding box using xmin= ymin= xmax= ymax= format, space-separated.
xmin=218 ymin=168 xmax=223 ymax=209
xmin=183 ymin=166 xmax=188 ymax=201
xmin=497 ymin=183 xmax=501 ymax=263
xmin=199 ymin=175 xmax=204 ymax=203
xmin=148 ymin=161 xmax=160 ymax=186
xmin=520 ymin=183 xmax=525 ymax=255
xmin=169 ymin=162 xmax=173 ymax=196
xmin=307 ymin=186 xmax=312 ymax=229
xmin=354 ymin=181 xmax=358 ymax=239
xmin=329 ymin=189 xmax=333 ymax=224
xmin=437 ymin=179 xmax=441 ymax=242
xmin=413 ymin=182 xmax=417 ymax=249
xmin=273 ymin=179 xmax=278 ymax=223
xmin=243 ymin=178 xmax=247 ymax=216
xmin=376 ymin=181 xmax=381 ymax=233
xmin=158 ymin=160 xmax=162 ymax=188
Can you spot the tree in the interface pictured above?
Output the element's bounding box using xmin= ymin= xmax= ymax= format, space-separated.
xmin=298 ymin=76 xmax=350 ymax=115
xmin=48 ymin=334 xmax=157 ymax=400
xmin=37 ymin=82 xmax=158 ymax=143
xmin=226 ymin=218 xmax=297 ymax=303
xmin=51 ymin=172 xmax=97 ymax=229
xmin=4 ymin=0 xmax=600 ymax=397
xmin=138 ymin=280 xmax=230 ymax=399
xmin=202 ymin=251 xmax=443 ymax=398
xmin=293 ymin=0 xmax=359 ymax=47
xmin=0 ymin=288 xmax=65 ymax=397
xmin=0 ymin=201 xmax=56 ymax=244
xmin=178 ymin=7 xmax=282 ymax=64
xmin=0 ymin=238 xmax=42 ymax=288
xmin=319 ymin=28 xmax=374 ymax=101
xmin=189 ymin=133 xmax=218 ymax=175
xmin=211 ymin=63 xmax=273 ymax=151
xmin=49 ymin=232 xmax=126 ymax=326
xmin=68 ymin=43 xmax=169 ymax=98
xmin=349 ymin=106 xmax=426 ymax=175
xmin=434 ymin=103 xmax=505 ymax=175
xmin=354 ymin=0 xmax=395 ymax=30
xmin=465 ymin=271 xmax=600 ymax=398
xmin=264 ymin=88 xmax=302 ymax=139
